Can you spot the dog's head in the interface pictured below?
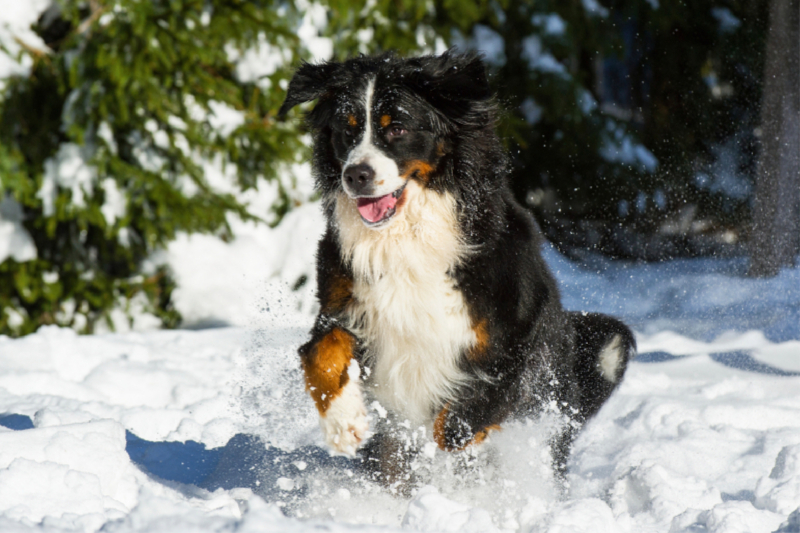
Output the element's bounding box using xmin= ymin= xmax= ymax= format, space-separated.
xmin=279 ymin=51 xmax=494 ymax=229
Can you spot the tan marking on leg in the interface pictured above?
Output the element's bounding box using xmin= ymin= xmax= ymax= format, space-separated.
xmin=466 ymin=424 xmax=502 ymax=448
xmin=433 ymin=404 xmax=501 ymax=451
xmin=433 ymin=405 xmax=450 ymax=450
xmin=301 ymin=328 xmax=354 ymax=414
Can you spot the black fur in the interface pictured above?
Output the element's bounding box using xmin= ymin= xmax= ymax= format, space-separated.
xmin=281 ymin=51 xmax=636 ymax=481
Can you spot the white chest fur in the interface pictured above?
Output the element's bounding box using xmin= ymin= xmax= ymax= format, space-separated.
xmin=334 ymin=183 xmax=477 ymax=424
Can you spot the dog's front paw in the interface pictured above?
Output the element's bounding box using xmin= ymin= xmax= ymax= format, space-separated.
xmin=320 ymin=379 xmax=368 ymax=455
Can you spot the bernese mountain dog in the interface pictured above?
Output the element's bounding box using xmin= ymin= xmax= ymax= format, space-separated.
xmin=278 ymin=50 xmax=636 ymax=484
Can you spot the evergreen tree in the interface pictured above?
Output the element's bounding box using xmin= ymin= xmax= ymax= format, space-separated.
xmin=0 ymin=0 xmax=306 ymax=336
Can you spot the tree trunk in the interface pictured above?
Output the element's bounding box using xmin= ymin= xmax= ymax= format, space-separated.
xmin=749 ymin=0 xmax=800 ymax=277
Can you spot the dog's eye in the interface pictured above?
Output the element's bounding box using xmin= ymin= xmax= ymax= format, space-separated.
xmin=387 ymin=126 xmax=407 ymax=138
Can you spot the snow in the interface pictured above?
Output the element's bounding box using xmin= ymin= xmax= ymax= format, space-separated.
xmin=100 ymin=179 xmax=126 ymax=226
xmin=521 ymin=98 xmax=544 ymax=125
xmin=711 ymin=8 xmax=742 ymax=34
xmin=162 ymin=173 xmax=321 ymax=328
xmin=471 ymin=25 xmax=506 ymax=67
xmin=40 ymin=143 xmax=97 ymax=217
xmin=0 ymin=196 xmax=37 ymax=263
xmin=578 ymin=89 xmax=598 ymax=115
xmin=0 ymin=0 xmax=50 ymax=83
xmin=295 ymin=0 xmax=333 ymax=61
xmin=532 ymin=14 xmax=567 ymax=36
xmin=521 ymin=35 xmax=568 ymax=76
xmin=696 ymin=137 xmax=753 ymax=200
xmin=581 ymin=0 xmax=610 ymax=18
xmin=451 ymin=25 xmax=507 ymax=68
xmin=207 ymin=101 xmax=245 ymax=138
xmin=227 ymin=33 xmax=292 ymax=88
xmin=545 ymin=247 xmax=800 ymax=342
xmin=600 ymin=119 xmax=658 ymax=172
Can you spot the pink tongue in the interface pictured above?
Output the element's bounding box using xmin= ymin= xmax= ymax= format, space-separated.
xmin=357 ymin=194 xmax=398 ymax=223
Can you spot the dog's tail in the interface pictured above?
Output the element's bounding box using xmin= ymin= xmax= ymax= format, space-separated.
xmin=568 ymin=311 xmax=636 ymax=422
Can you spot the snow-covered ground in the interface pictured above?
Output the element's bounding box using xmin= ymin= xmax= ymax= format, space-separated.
xmin=1 ymin=201 xmax=800 ymax=532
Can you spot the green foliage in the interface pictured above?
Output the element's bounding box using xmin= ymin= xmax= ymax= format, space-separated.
xmin=323 ymin=0 xmax=498 ymax=56
xmin=0 ymin=0 xmax=306 ymax=336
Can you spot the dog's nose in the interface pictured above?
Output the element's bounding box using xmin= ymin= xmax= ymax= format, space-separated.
xmin=343 ymin=163 xmax=375 ymax=194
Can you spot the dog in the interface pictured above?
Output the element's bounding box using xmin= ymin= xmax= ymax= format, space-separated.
xmin=278 ymin=50 xmax=635 ymax=484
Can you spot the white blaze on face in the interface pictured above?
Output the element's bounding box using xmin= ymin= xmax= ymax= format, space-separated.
xmin=342 ymin=78 xmax=404 ymax=199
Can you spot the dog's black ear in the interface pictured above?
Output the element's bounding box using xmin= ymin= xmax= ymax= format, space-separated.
xmin=278 ymin=61 xmax=342 ymax=118
xmin=403 ymin=50 xmax=492 ymax=119
xmin=425 ymin=50 xmax=491 ymax=102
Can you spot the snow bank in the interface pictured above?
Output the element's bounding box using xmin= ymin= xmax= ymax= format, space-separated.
xmin=0 ymin=420 xmax=136 ymax=529
xmin=162 ymin=196 xmax=323 ymax=329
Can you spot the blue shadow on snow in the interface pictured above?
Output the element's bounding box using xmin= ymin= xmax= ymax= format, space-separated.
xmin=709 ymin=351 xmax=800 ymax=377
xmin=125 ymin=431 xmax=354 ymax=495
xmin=125 ymin=431 xmax=223 ymax=486
xmin=0 ymin=413 xmax=35 ymax=430
xmin=636 ymin=350 xmax=800 ymax=377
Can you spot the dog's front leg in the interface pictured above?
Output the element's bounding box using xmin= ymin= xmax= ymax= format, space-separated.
xmin=299 ymin=327 xmax=368 ymax=455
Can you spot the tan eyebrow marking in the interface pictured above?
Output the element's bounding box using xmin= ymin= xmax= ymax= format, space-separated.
xmin=348 ymin=114 xmax=357 ymax=127
xmin=380 ymin=115 xmax=392 ymax=128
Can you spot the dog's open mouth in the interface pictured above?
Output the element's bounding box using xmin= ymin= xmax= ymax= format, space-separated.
xmin=356 ymin=184 xmax=406 ymax=226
